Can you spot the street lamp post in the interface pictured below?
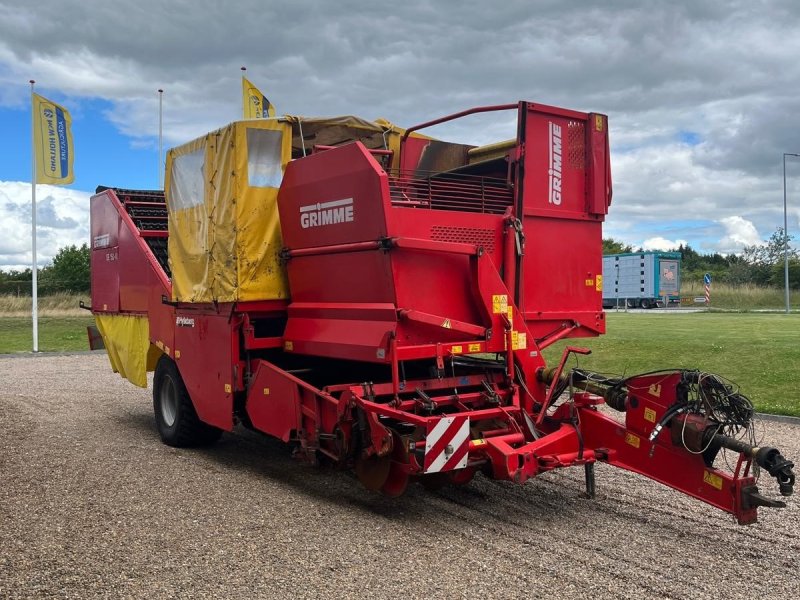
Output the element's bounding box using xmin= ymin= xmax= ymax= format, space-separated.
xmin=783 ymin=153 xmax=799 ymax=314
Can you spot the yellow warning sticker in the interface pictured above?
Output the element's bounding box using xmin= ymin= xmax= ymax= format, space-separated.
xmin=468 ymin=343 xmax=481 ymax=353
xmin=644 ymin=407 xmax=657 ymax=423
xmin=284 ymin=341 xmax=293 ymax=351
xmin=441 ymin=318 xmax=452 ymax=329
xmin=625 ymin=433 xmax=640 ymax=448
xmin=596 ymin=274 xmax=603 ymax=292
xmin=648 ymin=384 xmax=662 ymax=398
xmin=451 ymin=345 xmax=463 ymax=354
xmin=510 ymin=331 xmax=528 ymax=350
xmin=585 ymin=278 xmax=594 ymax=287
xmin=263 ymin=387 xmax=270 ymax=395
xmin=703 ymin=470 xmax=723 ymax=490
xmin=492 ymin=294 xmax=508 ymax=314
xmin=224 ymin=383 xmax=232 ymax=393
xmin=517 ymin=332 xmax=527 ymax=350
xmin=472 ymin=438 xmax=487 ymax=446
xmin=175 ymin=350 xmax=181 ymax=359
xmin=595 ymin=115 xmax=604 ymax=131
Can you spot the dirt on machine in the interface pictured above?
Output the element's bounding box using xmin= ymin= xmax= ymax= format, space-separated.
xmin=88 ymin=102 xmax=794 ymax=525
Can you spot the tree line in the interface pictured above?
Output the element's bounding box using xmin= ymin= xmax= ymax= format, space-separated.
xmin=0 ymin=244 xmax=90 ymax=295
xmin=603 ymin=228 xmax=800 ymax=288
xmin=1 ymin=230 xmax=798 ymax=296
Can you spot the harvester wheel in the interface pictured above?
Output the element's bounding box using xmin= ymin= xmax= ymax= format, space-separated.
xmin=153 ymin=356 xmax=222 ymax=447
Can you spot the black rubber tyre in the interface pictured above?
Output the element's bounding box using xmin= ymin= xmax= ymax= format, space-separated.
xmin=640 ymin=299 xmax=650 ymax=309
xmin=153 ymin=355 xmax=223 ymax=447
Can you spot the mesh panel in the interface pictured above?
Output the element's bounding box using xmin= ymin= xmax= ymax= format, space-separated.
xmin=567 ymin=121 xmax=585 ymax=170
xmin=430 ymin=226 xmax=495 ymax=253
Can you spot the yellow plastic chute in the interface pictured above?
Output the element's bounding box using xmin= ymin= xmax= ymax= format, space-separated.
xmin=95 ymin=314 xmax=153 ymax=388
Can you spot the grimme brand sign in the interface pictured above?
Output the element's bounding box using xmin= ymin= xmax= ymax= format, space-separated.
xmin=299 ymin=198 xmax=354 ymax=228
xmin=548 ymin=121 xmax=563 ymax=206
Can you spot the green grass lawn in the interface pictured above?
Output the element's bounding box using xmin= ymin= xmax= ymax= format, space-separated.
xmin=1 ymin=312 xmax=798 ymax=417
xmin=542 ymin=312 xmax=800 ymax=417
xmin=0 ymin=316 xmax=96 ymax=354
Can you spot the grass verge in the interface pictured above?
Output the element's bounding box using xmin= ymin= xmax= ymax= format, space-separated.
xmin=680 ymin=281 xmax=800 ymax=311
xmin=0 ymin=292 xmax=88 ymax=317
xmin=1 ymin=311 xmax=797 ymax=417
xmin=0 ymin=316 xmax=96 ymax=354
xmin=542 ymin=312 xmax=800 ymax=417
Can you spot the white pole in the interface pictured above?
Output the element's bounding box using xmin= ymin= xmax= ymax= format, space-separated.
xmin=158 ymin=89 xmax=164 ymax=188
xmin=30 ymin=79 xmax=38 ymax=352
xmin=783 ymin=153 xmax=799 ymax=314
xmin=241 ymin=66 xmax=246 ymax=119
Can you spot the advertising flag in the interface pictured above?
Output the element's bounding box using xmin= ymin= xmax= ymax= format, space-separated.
xmin=32 ymin=93 xmax=74 ymax=185
xmin=242 ymin=76 xmax=276 ymax=119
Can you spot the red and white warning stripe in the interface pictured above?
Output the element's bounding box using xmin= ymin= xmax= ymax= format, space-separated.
xmin=424 ymin=415 xmax=470 ymax=473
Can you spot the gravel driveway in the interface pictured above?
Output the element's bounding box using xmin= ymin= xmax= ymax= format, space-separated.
xmin=1 ymin=353 xmax=798 ymax=599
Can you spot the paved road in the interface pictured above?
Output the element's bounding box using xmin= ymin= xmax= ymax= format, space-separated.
xmin=1 ymin=354 xmax=798 ymax=599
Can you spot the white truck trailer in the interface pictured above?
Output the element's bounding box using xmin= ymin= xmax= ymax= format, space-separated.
xmin=602 ymin=251 xmax=681 ymax=309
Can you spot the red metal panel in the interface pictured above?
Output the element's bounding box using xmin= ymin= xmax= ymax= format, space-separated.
xmin=147 ymin=280 xmax=174 ymax=353
xmin=173 ymin=312 xmax=235 ymax=430
xmin=278 ymin=142 xmax=391 ymax=248
xmin=520 ymin=219 xmax=605 ymax=336
xmin=245 ymin=360 xmax=302 ymax=442
xmin=587 ymin=113 xmax=612 ymax=216
xmin=90 ymin=193 xmax=120 ymax=312
xmin=284 ymin=252 xmax=395 ymax=304
xmin=117 ymin=221 xmax=150 ymax=312
xmin=518 ymin=105 xmax=609 ymax=338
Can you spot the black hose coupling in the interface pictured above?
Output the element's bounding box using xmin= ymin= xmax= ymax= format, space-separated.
xmin=755 ymin=447 xmax=795 ymax=497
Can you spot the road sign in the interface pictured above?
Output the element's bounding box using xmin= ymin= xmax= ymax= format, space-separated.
xmin=703 ymin=273 xmax=712 ymax=285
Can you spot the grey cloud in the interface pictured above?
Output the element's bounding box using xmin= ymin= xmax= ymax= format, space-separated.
xmin=36 ymin=196 xmax=80 ymax=229
xmin=2 ymin=0 xmax=800 ymax=256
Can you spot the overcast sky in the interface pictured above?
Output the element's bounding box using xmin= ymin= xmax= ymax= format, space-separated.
xmin=1 ymin=0 xmax=800 ymax=270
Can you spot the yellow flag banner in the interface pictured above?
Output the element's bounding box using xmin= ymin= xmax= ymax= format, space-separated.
xmin=32 ymin=93 xmax=74 ymax=185
xmin=242 ymin=76 xmax=276 ymax=119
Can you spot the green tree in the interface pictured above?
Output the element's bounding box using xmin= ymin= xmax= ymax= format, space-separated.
xmin=742 ymin=228 xmax=797 ymax=287
xmin=45 ymin=244 xmax=91 ymax=292
xmin=772 ymin=258 xmax=800 ymax=289
xmin=602 ymin=238 xmax=632 ymax=254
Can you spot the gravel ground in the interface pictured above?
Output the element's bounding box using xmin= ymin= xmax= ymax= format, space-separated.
xmin=1 ymin=353 xmax=798 ymax=599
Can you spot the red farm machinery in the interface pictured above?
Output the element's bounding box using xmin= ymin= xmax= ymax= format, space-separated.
xmin=89 ymin=102 xmax=794 ymax=524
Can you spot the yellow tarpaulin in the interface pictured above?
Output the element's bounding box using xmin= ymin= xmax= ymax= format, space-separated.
xmin=165 ymin=119 xmax=292 ymax=303
xmin=95 ymin=314 xmax=154 ymax=388
xmin=164 ymin=115 xmax=435 ymax=304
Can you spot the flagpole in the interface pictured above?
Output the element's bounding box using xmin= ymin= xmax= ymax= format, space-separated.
xmin=241 ymin=66 xmax=246 ymax=119
xmin=29 ymin=79 xmax=38 ymax=353
xmin=158 ymin=89 xmax=163 ymax=188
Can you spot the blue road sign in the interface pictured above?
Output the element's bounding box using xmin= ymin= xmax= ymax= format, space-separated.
xmin=704 ymin=273 xmax=712 ymax=285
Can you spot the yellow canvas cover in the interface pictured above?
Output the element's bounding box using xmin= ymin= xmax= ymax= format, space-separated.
xmin=164 ymin=116 xmax=433 ymax=303
xmin=165 ymin=119 xmax=293 ymax=302
xmin=95 ymin=314 xmax=155 ymax=388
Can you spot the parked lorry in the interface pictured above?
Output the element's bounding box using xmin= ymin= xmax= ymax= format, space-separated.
xmin=90 ymin=102 xmax=793 ymax=524
xmin=602 ymin=251 xmax=681 ymax=309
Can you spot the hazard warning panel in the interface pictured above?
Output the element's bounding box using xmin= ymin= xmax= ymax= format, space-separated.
xmin=423 ymin=415 xmax=470 ymax=473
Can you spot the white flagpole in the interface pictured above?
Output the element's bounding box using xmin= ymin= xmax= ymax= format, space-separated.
xmin=241 ymin=66 xmax=246 ymax=119
xmin=29 ymin=79 xmax=38 ymax=353
xmin=158 ymin=88 xmax=163 ymax=188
